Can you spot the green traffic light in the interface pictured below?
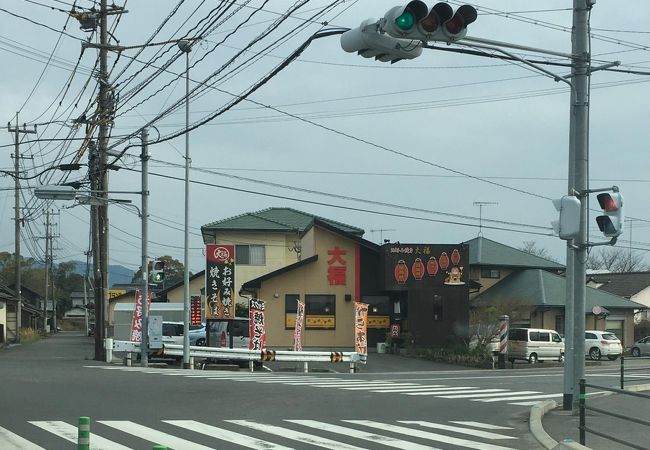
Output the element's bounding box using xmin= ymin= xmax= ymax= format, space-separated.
xmin=395 ymin=11 xmax=415 ymax=31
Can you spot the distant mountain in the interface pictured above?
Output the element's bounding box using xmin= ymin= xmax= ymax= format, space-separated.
xmin=69 ymin=260 xmax=136 ymax=287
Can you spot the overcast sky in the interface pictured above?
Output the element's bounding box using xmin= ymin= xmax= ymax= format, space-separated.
xmin=1 ymin=0 xmax=649 ymax=277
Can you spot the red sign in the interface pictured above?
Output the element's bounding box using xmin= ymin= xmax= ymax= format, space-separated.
xmin=293 ymin=300 xmax=305 ymax=352
xmin=190 ymin=296 xmax=202 ymax=325
xmin=390 ymin=323 xmax=401 ymax=338
xmin=327 ymin=246 xmax=347 ymax=285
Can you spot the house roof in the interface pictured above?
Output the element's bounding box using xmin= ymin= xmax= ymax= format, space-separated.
xmin=587 ymin=271 xmax=650 ymax=298
xmin=201 ymin=207 xmax=365 ymax=237
xmin=303 ymin=218 xmax=380 ymax=252
xmin=242 ymin=255 xmax=319 ymax=289
xmin=157 ymin=270 xmax=205 ymax=296
xmin=474 ymin=269 xmax=644 ymax=310
xmin=463 ymin=236 xmax=565 ymax=270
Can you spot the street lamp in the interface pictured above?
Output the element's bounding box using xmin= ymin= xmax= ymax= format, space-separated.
xmin=178 ymin=39 xmax=192 ymax=369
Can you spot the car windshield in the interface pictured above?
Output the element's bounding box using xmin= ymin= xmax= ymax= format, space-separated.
xmin=602 ymin=333 xmax=619 ymax=341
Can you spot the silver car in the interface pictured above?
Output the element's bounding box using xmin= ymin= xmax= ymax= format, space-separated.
xmin=631 ymin=336 xmax=650 ymax=357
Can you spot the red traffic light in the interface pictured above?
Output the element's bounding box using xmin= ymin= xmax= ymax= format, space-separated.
xmin=420 ymin=2 xmax=453 ymax=33
xmin=596 ymin=193 xmax=619 ymax=212
xmin=444 ymin=4 xmax=477 ymax=35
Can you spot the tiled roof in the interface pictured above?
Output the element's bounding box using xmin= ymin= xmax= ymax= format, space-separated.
xmin=201 ymin=207 xmax=364 ymax=236
xmin=587 ymin=271 xmax=650 ymax=298
xmin=475 ymin=269 xmax=643 ymax=310
xmin=463 ymin=236 xmax=565 ymax=270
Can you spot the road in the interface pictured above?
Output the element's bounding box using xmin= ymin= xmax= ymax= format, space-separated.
xmin=1 ymin=332 xmax=644 ymax=449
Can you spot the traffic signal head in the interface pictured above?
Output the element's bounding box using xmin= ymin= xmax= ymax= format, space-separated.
xmin=382 ymin=2 xmax=477 ymax=42
xmin=340 ymin=18 xmax=423 ymax=63
xmin=551 ymin=195 xmax=581 ymax=240
xmin=152 ymin=260 xmax=165 ymax=283
xmin=596 ymin=192 xmax=624 ymax=238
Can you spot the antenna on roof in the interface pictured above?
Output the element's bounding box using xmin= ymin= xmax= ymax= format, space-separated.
xmin=474 ymin=202 xmax=498 ymax=237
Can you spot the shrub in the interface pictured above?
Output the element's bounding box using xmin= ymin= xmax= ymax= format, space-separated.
xmin=19 ymin=328 xmax=41 ymax=344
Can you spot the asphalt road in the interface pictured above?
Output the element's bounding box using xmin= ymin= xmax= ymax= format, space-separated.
xmin=2 ymin=333 xmax=647 ymax=449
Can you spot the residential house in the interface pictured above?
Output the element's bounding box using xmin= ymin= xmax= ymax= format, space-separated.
xmin=0 ymin=283 xmax=44 ymax=342
xmin=587 ymin=272 xmax=650 ymax=322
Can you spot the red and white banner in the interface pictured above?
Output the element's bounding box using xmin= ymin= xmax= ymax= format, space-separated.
xmin=354 ymin=302 xmax=369 ymax=355
xmin=129 ymin=289 xmax=152 ymax=342
xmin=249 ymin=298 xmax=266 ymax=350
xmin=205 ymin=244 xmax=236 ymax=320
xmin=293 ymin=300 xmax=305 ymax=351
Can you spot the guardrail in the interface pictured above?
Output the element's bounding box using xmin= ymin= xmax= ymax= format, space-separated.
xmin=108 ymin=340 xmax=366 ymax=373
xmin=579 ymin=378 xmax=650 ymax=449
xmin=619 ymin=355 xmax=650 ymax=389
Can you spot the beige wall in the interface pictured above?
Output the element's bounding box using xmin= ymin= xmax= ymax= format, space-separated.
xmin=165 ymin=276 xmax=205 ymax=303
xmin=256 ymin=227 xmax=359 ymax=349
xmin=469 ymin=267 xmax=514 ymax=300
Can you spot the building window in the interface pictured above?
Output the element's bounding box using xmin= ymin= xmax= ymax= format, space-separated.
xmin=285 ymin=294 xmax=300 ymax=329
xmin=480 ymin=268 xmax=500 ymax=279
xmin=235 ymin=244 xmax=265 ymax=265
xmin=305 ymin=294 xmax=336 ymax=329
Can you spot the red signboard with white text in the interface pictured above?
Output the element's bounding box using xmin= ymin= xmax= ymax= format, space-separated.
xmin=205 ymin=244 xmax=236 ymax=320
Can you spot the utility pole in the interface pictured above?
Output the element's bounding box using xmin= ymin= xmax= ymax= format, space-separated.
xmin=43 ymin=209 xmax=51 ymax=333
xmin=8 ymin=114 xmax=36 ymax=343
xmin=140 ymin=128 xmax=150 ymax=367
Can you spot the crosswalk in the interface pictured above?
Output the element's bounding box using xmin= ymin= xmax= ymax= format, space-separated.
xmin=86 ymin=366 xmax=563 ymax=406
xmin=1 ymin=418 xmax=526 ymax=449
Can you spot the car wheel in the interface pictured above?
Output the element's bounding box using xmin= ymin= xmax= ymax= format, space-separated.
xmin=589 ymin=347 xmax=601 ymax=361
xmin=528 ymin=353 xmax=538 ymax=364
xmin=196 ymin=338 xmax=206 ymax=346
xmin=607 ymin=355 xmax=619 ymax=361
xmin=632 ymin=347 xmax=641 ymax=357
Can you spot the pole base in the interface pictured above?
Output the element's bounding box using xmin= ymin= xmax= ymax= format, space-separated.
xmin=563 ymin=393 xmax=573 ymax=411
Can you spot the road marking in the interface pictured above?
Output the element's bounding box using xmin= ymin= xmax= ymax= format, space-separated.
xmin=477 ymin=393 xmax=564 ymax=402
xmin=449 ymin=421 xmax=514 ymax=430
xmin=404 ymin=387 xmax=483 ymax=395
xmin=29 ymin=421 xmax=132 ymax=450
xmin=227 ymin=420 xmax=366 ymax=450
xmin=341 ymin=383 xmax=422 ymax=390
xmin=398 ymin=421 xmax=518 ymax=440
xmin=345 ymin=420 xmax=517 ymax=450
xmin=100 ymin=421 xmax=213 ymax=450
xmin=438 ymin=390 xmax=537 ymax=399
xmin=370 ymin=385 xmax=449 ymax=393
xmin=0 ymin=425 xmax=45 ymax=450
xmin=164 ymin=420 xmax=293 ymax=449
xmin=287 ymin=420 xmax=440 ymax=450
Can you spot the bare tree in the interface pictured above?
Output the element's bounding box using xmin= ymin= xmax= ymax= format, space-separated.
xmin=586 ymin=247 xmax=649 ymax=273
xmin=466 ymin=297 xmax=532 ymax=348
xmin=519 ymin=241 xmax=559 ymax=263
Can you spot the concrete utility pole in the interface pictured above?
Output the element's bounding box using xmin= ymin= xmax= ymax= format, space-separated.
xmin=8 ymin=114 xmax=36 ymax=342
xmin=140 ymin=128 xmax=150 ymax=367
xmin=43 ymin=209 xmax=51 ymax=333
xmin=568 ymin=0 xmax=592 ymax=410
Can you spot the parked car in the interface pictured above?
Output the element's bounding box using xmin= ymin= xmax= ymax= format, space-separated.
xmin=507 ymin=328 xmax=565 ymax=364
xmin=585 ymin=330 xmax=622 ymax=360
xmin=189 ymin=324 xmax=206 ymax=346
xmin=630 ymin=336 xmax=650 ymax=357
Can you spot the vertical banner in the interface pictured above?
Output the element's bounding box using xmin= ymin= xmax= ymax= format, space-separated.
xmin=205 ymin=244 xmax=236 ymax=320
xmin=249 ymin=298 xmax=266 ymax=350
xmin=293 ymin=300 xmax=305 ymax=352
xmin=190 ymin=296 xmax=202 ymax=325
xmin=129 ymin=289 xmax=152 ymax=342
xmin=354 ymin=302 xmax=369 ymax=355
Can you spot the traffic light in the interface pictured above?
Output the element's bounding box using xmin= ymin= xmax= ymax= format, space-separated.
xmin=596 ymin=192 xmax=624 ymax=238
xmin=551 ymin=195 xmax=581 ymax=240
xmin=381 ymin=1 xmax=478 ymax=42
xmin=152 ymin=260 xmax=165 ymax=284
xmin=340 ymin=18 xmax=423 ymax=63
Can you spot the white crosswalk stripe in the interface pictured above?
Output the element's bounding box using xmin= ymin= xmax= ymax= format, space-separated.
xmin=1 ymin=418 xmax=526 ymax=449
xmin=85 ymin=366 xmax=562 ymax=406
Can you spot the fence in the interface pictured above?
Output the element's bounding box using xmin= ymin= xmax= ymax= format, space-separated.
xmin=109 ymin=340 xmax=366 ymax=373
xmin=579 ymin=378 xmax=650 ymax=449
xmin=619 ymin=355 xmax=650 ymax=389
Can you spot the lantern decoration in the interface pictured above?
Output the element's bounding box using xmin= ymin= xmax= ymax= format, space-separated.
xmin=439 ymin=252 xmax=450 ymax=271
xmin=412 ymin=258 xmax=425 ymax=280
xmin=426 ymin=256 xmax=438 ymax=276
xmin=394 ymin=260 xmax=409 ymax=284
xmin=451 ymin=248 xmax=461 ymax=266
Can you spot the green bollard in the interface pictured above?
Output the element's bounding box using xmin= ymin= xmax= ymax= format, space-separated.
xmin=78 ymin=416 xmax=90 ymax=450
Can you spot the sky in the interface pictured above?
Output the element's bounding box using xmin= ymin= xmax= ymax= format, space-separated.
xmin=1 ymin=0 xmax=649 ymax=278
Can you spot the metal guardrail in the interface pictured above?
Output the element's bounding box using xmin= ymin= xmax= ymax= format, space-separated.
xmin=579 ymin=378 xmax=650 ymax=450
xmin=619 ymin=355 xmax=650 ymax=389
xmin=108 ymin=340 xmax=366 ymax=373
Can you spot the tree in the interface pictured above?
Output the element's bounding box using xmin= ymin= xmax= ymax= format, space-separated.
xmin=466 ymin=297 xmax=532 ymax=349
xmin=131 ymin=255 xmax=189 ymax=287
xmin=519 ymin=241 xmax=559 ymax=263
xmin=586 ymin=247 xmax=649 ymax=273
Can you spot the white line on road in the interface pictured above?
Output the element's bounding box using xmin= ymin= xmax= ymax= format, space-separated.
xmin=0 ymin=425 xmax=45 ymax=450
xmin=164 ymin=420 xmax=294 ymax=449
xmin=29 ymin=421 xmax=132 ymax=450
xmin=100 ymin=421 xmax=213 ymax=450
xmin=438 ymin=390 xmax=536 ymax=399
xmin=398 ymin=421 xmax=518 ymax=440
xmin=449 ymin=422 xmax=514 ymax=430
xmin=476 ymin=393 xmax=563 ymax=402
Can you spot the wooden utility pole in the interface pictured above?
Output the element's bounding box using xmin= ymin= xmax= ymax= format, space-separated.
xmin=8 ymin=114 xmax=36 ymax=343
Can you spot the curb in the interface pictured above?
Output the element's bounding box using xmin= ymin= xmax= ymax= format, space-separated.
xmin=529 ymin=401 xmax=591 ymax=450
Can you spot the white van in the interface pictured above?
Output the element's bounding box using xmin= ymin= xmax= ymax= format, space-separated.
xmin=508 ymin=328 xmax=565 ymax=364
xmin=207 ymin=319 xmax=250 ymax=349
